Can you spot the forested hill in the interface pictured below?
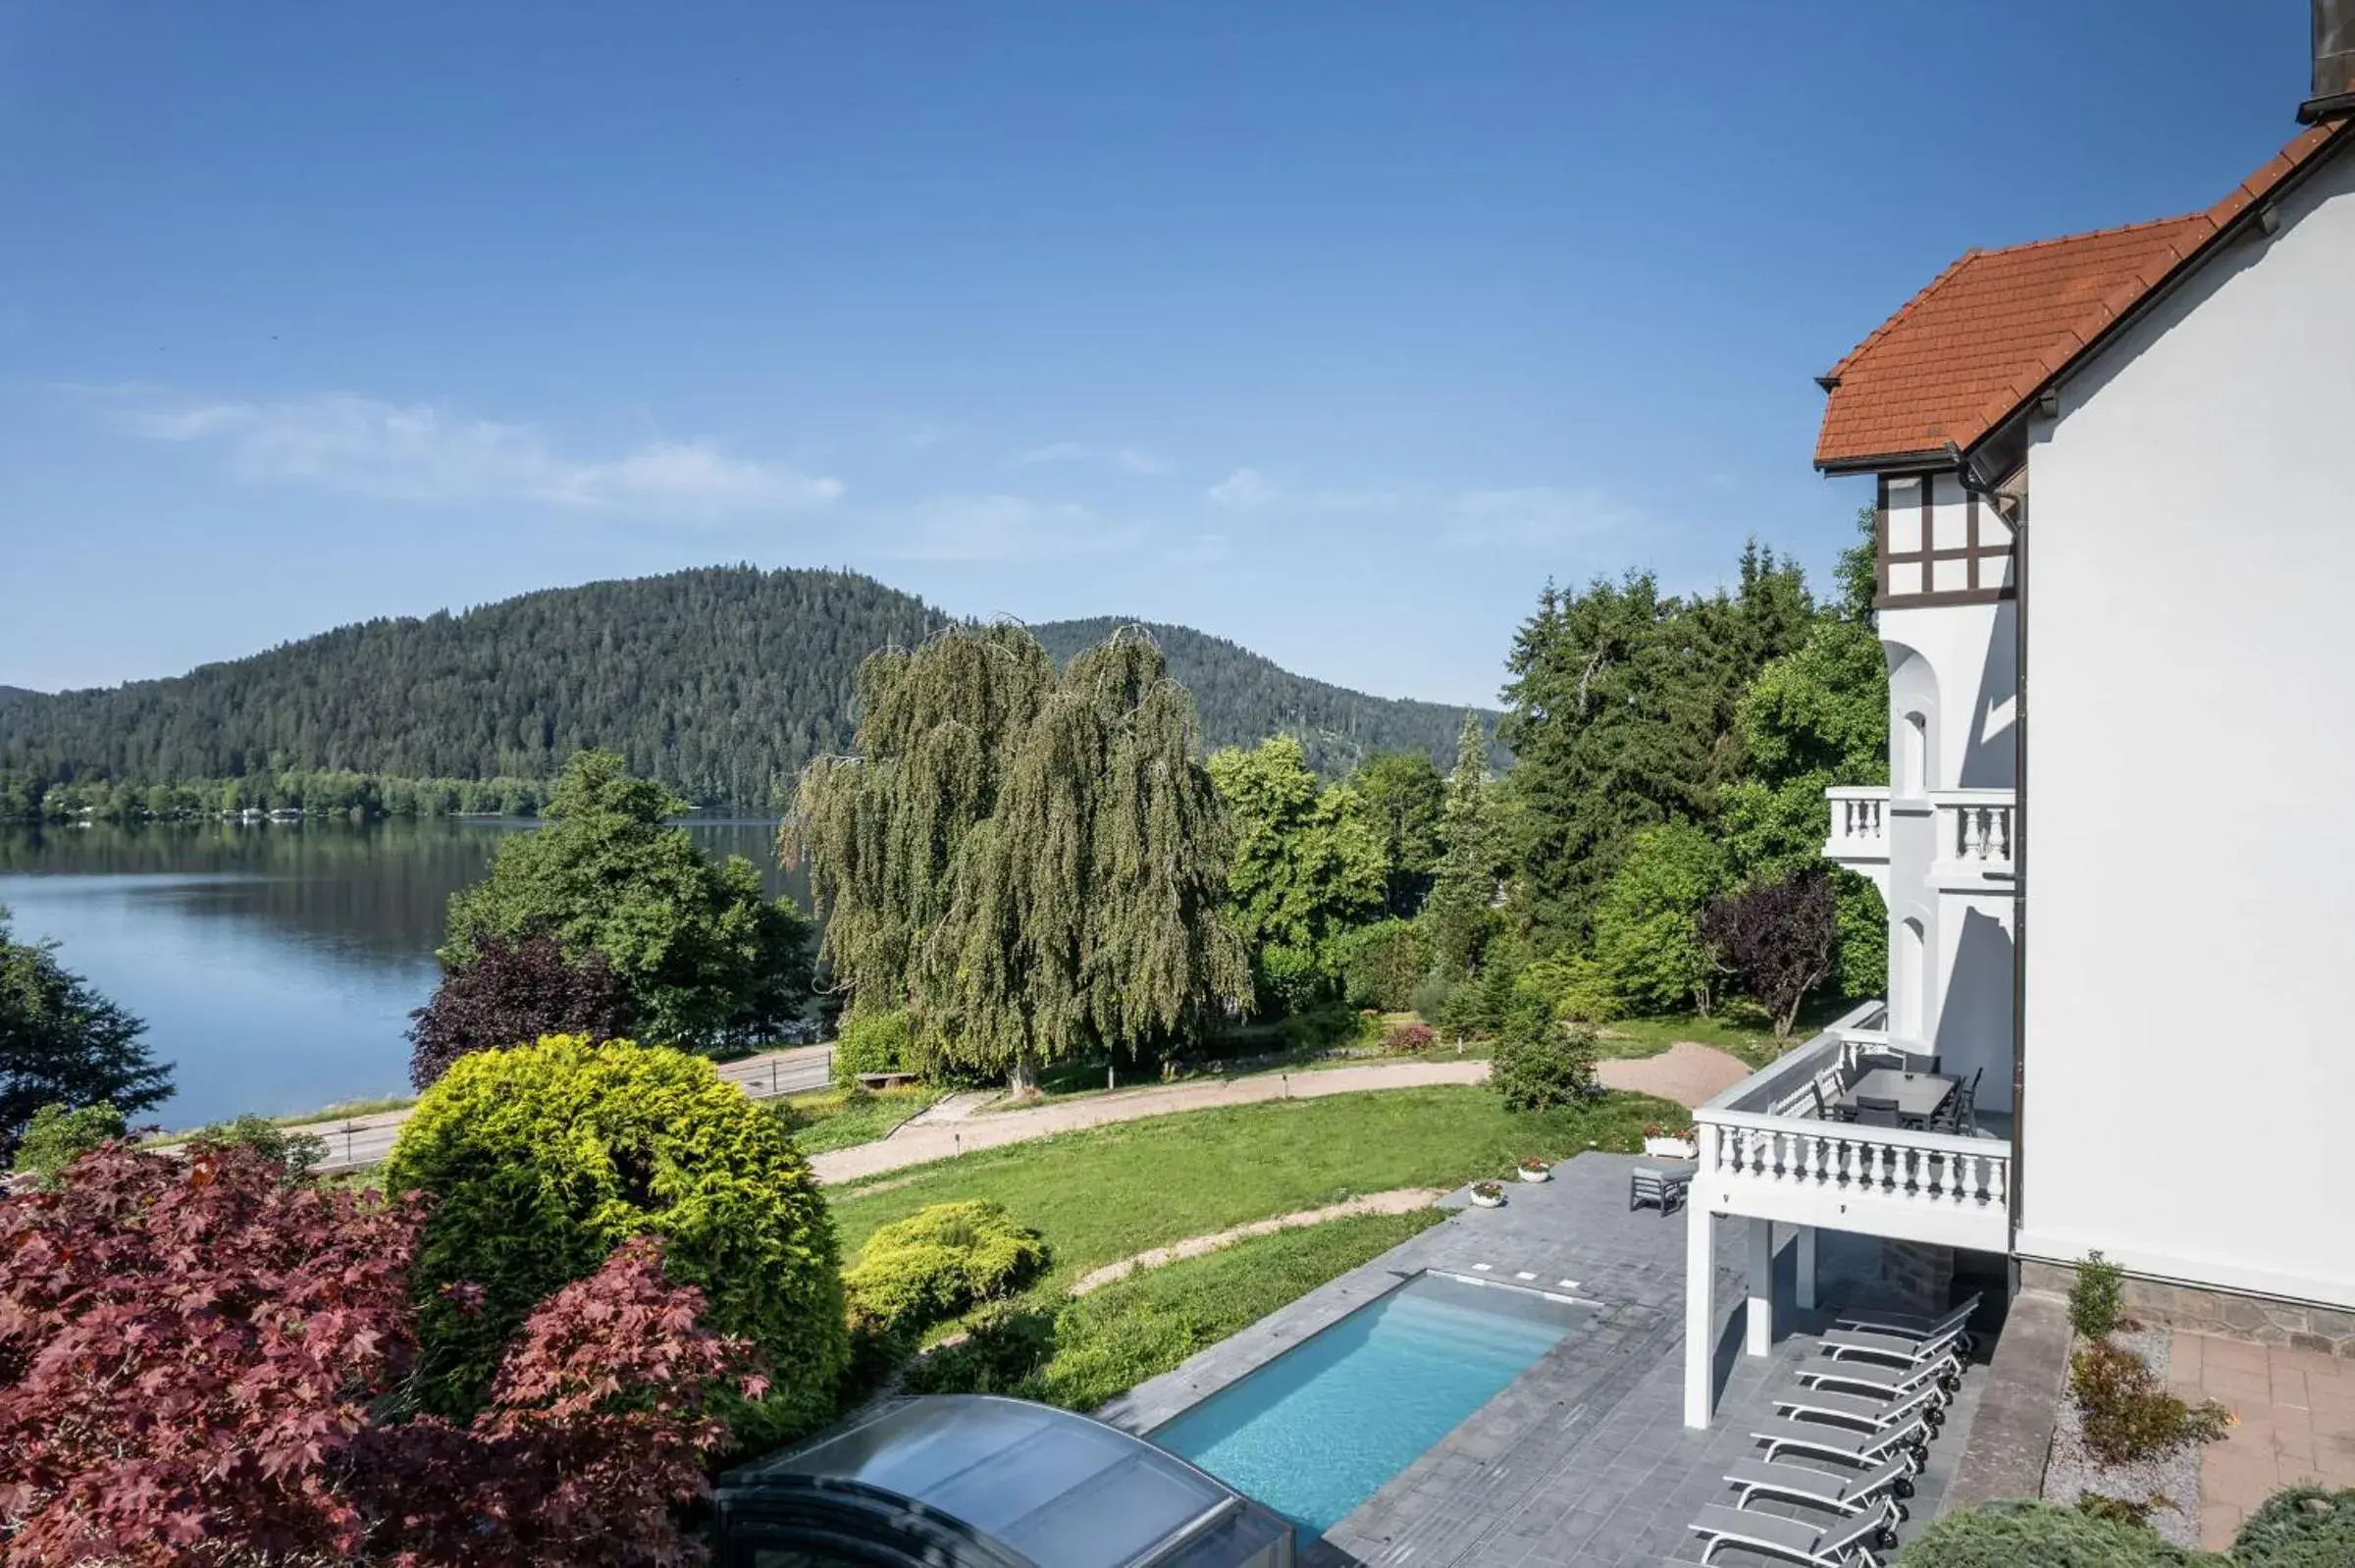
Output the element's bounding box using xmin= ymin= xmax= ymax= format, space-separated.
xmin=1030 ymin=616 xmax=1476 ymax=774
xmin=0 ymin=568 xmax=1491 ymax=809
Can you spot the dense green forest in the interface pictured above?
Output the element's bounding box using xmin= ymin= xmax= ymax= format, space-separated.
xmin=0 ymin=568 xmax=1490 ymax=817
xmin=1030 ymin=617 xmax=1476 ymax=775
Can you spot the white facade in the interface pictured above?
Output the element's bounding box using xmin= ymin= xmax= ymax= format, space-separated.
xmin=2017 ymin=140 xmax=2355 ymax=1311
xmin=1877 ymin=591 xmax=2017 ymax=1117
xmin=1683 ymin=122 xmax=2355 ymax=1430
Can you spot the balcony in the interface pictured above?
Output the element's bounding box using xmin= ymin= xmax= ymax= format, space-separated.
xmin=1824 ymin=787 xmax=1889 ymax=880
xmin=1933 ymin=789 xmax=2014 ymax=882
xmin=1691 ymin=1001 xmax=2013 ymax=1254
xmin=1821 ymin=785 xmax=2015 ymax=892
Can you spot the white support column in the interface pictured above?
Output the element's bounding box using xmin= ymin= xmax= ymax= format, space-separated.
xmin=1795 ymin=1226 xmax=1819 ymax=1312
xmin=1746 ymin=1218 xmax=1775 ymax=1358
xmin=1682 ymin=1199 xmax=1715 ymax=1429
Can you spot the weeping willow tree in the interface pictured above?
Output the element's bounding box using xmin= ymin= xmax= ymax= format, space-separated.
xmin=786 ymin=624 xmax=1249 ymax=1093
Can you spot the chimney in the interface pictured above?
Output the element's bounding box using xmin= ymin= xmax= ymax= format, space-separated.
xmin=2302 ymin=0 xmax=2355 ymax=122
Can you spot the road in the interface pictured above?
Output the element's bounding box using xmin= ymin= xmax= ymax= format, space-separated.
xmin=293 ymin=1042 xmax=834 ymax=1172
xmin=273 ymin=1036 xmax=1748 ymax=1178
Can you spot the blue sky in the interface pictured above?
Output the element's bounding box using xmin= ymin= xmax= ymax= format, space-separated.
xmin=0 ymin=2 xmax=2313 ymax=707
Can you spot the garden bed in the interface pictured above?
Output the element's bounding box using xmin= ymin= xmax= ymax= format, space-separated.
xmin=2042 ymin=1323 xmax=2202 ymax=1548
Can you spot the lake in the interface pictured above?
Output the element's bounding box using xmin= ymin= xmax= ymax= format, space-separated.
xmin=0 ymin=816 xmax=807 ymax=1129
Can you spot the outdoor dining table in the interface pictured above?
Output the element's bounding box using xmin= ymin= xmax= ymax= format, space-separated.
xmin=1837 ymin=1068 xmax=1961 ymax=1127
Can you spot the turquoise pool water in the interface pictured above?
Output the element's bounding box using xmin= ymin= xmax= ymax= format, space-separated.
xmin=1150 ymin=1272 xmax=1592 ymax=1537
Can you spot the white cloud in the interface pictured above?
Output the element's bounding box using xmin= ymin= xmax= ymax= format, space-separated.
xmin=113 ymin=392 xmax=844 ymax=516
xmin=1010 ymin=441 xmax=1165 ymax=475
xmin=1207 ymin=467 xmax=1274 ymax=508
xmin=889 ymin=495 xmax=1148 ymax=562
xmin=1444 ymin=486 xmax=1630 ymax=547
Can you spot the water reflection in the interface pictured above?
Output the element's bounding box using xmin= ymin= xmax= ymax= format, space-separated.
xmin=0 ymin=817 xmax=806 ymax=1130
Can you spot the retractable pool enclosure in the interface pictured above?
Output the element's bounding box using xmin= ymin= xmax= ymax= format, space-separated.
xmin=712 ymin=1394 xmax=1295 ymax=1567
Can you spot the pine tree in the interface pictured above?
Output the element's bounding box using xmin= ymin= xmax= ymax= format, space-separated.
xmin=1426 ymin=714 xmax=1501 ymax=978
xmin=788 ymin=626 xmax=1248 ymax=1093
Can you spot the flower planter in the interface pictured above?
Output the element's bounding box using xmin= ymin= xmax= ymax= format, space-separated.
xmin=1644 ymin=1136 xmax=1698 ymax=1160
xmin=1469 ymin=1185 xmax=1506 ymax=1209
xmin=1517 ymin=1165 xmax=1551 ymax=1183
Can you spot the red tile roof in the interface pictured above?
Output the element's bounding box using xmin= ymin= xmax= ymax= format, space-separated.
xmin=1814 ymin=120 xmax=2352 ymax=471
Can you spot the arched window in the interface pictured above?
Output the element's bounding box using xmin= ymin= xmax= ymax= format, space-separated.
xmin=1900 ymin=711 xmax=1928 ymax=796
xmin=1899 ymin=917 xmax=1928 ymax=1043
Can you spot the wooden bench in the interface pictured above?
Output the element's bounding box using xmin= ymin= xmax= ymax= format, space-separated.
xmin=855 ymin=1071 xmax=921 ymax=1091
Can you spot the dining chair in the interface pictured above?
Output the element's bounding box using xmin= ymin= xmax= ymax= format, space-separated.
xmin=1957 ymin=1067 xmax=1983 ymax=1134
xmin=1854 ymin=1095 xmax=1903 ymax=1128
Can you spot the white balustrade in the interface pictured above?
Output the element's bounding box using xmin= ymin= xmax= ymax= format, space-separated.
xmin=1694 ymin=1001 xmax=2012 ymax=1253
xmin=1824 ymin=787 xmax=1890 ymax=862
xmin=1929 ymin=790 xmax=2015 ymax=876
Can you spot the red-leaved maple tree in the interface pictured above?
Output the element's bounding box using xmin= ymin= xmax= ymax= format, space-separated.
xmin=0 ymin=1141 xmax=767 ymax=1566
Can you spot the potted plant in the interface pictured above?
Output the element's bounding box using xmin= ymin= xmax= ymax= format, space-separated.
xmin=1517 ymin=1156 xmax=1552 ymax=1183
xmin=1642 ymin=1123 xmax=1699 ymax=1160
xmin=1470 ymin=1180 xmax=1506 ymax=1209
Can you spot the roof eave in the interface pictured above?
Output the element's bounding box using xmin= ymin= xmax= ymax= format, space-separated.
xmin=2297 ymin=90 xmax=2355 ymax=125
xmin=1960 ymin=121 xmax=2354 ymax=470
xmin=1814 ymin=447 xmax=1956 ymax=477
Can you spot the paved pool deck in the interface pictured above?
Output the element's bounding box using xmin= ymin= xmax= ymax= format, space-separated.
xmin=1099 ymin=1153 xmax=1993 ymax=1568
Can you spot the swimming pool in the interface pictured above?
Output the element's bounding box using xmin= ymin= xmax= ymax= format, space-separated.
xmin=1149 ymin=1271 xmax=1593 ymax=1537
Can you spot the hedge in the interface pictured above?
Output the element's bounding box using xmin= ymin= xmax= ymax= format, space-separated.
xmin=386 ymin=1034 xmax=848 ymax=1450
xmin=833 ymin=1009 xmax=914 ymax=1087
xmin=1897 ymin=1488 xmax=2355 ymax=1566
xmin=1893 ymin=1499 xmax=2220 ymax=1565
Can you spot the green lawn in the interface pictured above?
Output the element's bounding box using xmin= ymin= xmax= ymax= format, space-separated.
xmin=906 ymin=1209 xmax=1446 ymax=1410
xmin=1596 ymin=995 xmax=1865 ymax=1070
xmin=785 ymin=1085 xmax=940 ymax=1155
xmin=828 ymin=1085 xmax=1679 ymax=1289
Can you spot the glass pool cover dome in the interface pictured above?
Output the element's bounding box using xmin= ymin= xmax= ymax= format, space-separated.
xmin=712 ymin=1394 xmax=1294 ymax=1567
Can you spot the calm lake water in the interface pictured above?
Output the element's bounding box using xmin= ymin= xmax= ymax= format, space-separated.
xmin=0 ymin=817 xmax=806 ymax=1129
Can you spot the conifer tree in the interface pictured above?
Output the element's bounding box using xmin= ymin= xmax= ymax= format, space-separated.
xmin=1425 ymin=714 xmax=1501 ymax=978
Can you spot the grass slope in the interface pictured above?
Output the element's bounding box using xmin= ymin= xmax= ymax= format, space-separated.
xmin=829 ymin=1085 xmax=1678 ymax=1289
xmin=910 ymin=1209 xmax=1448 ymax=1412
xmin=784 ymin=1085 xmax=940 ymax=1155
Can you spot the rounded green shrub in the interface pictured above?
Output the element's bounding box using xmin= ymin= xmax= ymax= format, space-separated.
xmin=1893 ymin=1499 xmax=2217 ymax=1565
xmin=386 ymin=1034 xmax=847 ymax=1450
xmin=9 ymin=1101 xmax=126 ymax=1186
xmin=2235 ymin=1486 xmax=2355 ymax=1565
xmin=842 ymin=1199 xmax=1048 ymax=1339
xmin=832 ymin=1009 xmax=915 ymax=1087
xmin=1490 ymin=996 xmax=1599 ymax=1112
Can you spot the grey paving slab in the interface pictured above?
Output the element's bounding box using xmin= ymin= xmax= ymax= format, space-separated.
xmin=1104 ymin=1153 xmax=2002 ymax=1568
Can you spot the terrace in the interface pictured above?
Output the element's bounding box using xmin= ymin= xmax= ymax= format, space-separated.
xmin=1684 ymin=1001 xmax=2015 ymax=1427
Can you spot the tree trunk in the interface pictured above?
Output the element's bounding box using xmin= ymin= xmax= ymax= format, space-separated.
xmin=1008 ymin=1054 xmax=1040 ymax=1100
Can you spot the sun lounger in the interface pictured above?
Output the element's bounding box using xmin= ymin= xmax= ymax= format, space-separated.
xmin=1834 ymin=1293 xmax=1982 ymax=1355
xmin=1818 ymin=1324 xmax=1966 ymax=1370
xmin=1752 ymin=1411 xmax=1932 ymax=1471
xmin=1723 ymin=1453 xmax=1915 ymax=1516
xmin=1772 ymin=1382 xmax=1944 ymax=1436
xmin=1688 ymin=1497 xmax=1900 ymax=1564
xmin=1795 ymin=1353 xmax=1958 ymax=1406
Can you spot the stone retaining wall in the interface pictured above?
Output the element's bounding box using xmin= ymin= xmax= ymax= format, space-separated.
xmin=2017 ymin=1259 xmax=2355 ymax=1360
xmin=1882 ymin=1238 xmax=1957 ymax=1314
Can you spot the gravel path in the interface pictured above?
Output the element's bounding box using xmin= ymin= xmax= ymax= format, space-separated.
xmin=809 ymin=1041 xmax=1754 ymax=1185
xmin=2043 ymin=1324 xmax=2203 ymax=1547
xmin=1067 ymin=1188 xmax=1445 ymax=1294
xmin=808 ymin=1060 xmax=1490 ymax=1183
xmin=1596 ymin=1039 xmax=1753 ymax=1107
